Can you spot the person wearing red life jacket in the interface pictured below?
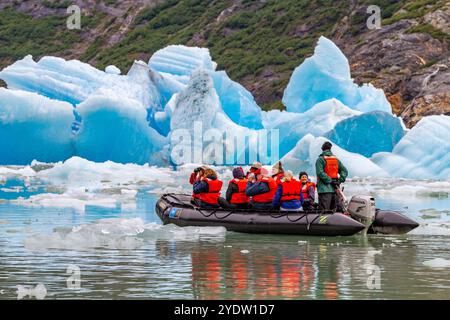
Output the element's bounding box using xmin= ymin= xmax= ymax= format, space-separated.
xmin=218 ymin=167 xmax=250 ymax=209
xmin=246 ymin=161 xmax=262 ymax=178
xmin=315 ymin=141 xmax=348 ymax=211
xmin=272 ymin=171 xmax=302 ymax=211
xmin=245 ymin=167 xmax=278 ymax=210
xmin=271 ymin=161 xmax=285 ymax=185
xmin=192 ymin=168 xmax=223 ymax=208
xmin=299 ymin=171 xmax=316 ymax=210
xmin=189 ymin=166 xmax=207 ymax=204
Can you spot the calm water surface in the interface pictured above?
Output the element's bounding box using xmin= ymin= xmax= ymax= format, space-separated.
xmin=0 ymin=176 xmax=449 ymax=300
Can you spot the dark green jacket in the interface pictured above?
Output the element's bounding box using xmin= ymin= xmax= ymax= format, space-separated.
xmin=315 ymin=150 xmax=348 ymax=194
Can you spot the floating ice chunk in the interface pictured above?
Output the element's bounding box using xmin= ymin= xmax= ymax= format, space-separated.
xmin=13 ymin=188 xmax=118 ymax=214
xmin=24 ymin=218 xmax=226 ymax=251
xmin=240 ymin=249 xmax=250 ymax=254
xmin=422 ymin=258 xmax=450 ymax=268
xmin=75 ymin=95 xmax=167 ymax=165
xmin=0 ymin=88 xmax=75 ymax=165
xmin=325 ymin=111 xmax=405 ymax=157
xmin=16 ymin=283 xmax=47 ymax=300
xmin=372 ymin=115 xmax=450 ymax=179
xmin=263 ymin=98 xmax=360 ymax=156
xmin=0 ymin=165 xmax=36 ymax=178
xmin=105 ymin=65 xmax=121 ymax=75
xmin=35 ymin=156 xmax=175 ymax=189
xmin=282 ymin=134 xmax=389 ymax=177
xmin=282 ymin=36 xmax=392 ymax=114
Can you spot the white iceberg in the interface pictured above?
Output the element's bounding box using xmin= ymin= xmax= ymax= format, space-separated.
xmin=372 ymin=115 xmax=450 ymax=179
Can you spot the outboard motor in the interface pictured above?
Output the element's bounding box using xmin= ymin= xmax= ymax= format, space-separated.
xmin=347 ymin=195 xmax=376 ymax=233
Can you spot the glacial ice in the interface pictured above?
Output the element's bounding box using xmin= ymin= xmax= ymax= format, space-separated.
xmin=149 ymin=45 xmax=263 ymax=129
xmin=0 ymin=38 xmax=448 ymax=179
xmin=325 ymin=111 xmax=405 ymax=157
xmin=281 ymin=134 xmax=389 ymax=178
xmin=23 ymin=217 xmax=226 ymax=251
xmin=282 ymin=36 xmax=392 ymax=114
xmin=263 ymin=98 xmax=361 ymax=157
xmin=0 ymin=88 xmax=75 ymax=165
xmin=75 ymin=95 xmax=167 ymax=165
xmin=371 ymin=115 xmax=450 ymax=179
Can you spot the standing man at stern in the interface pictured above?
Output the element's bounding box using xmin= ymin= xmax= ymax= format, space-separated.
xmin=315 ymin=141 xmax=348 ymax=211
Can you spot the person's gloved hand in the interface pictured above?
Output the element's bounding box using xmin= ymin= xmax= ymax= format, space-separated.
xmin=330 ymin=181 xmax=340 ymax=188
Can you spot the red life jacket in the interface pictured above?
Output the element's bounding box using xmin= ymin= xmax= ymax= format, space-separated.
xmin=300 ymin=181 xmax=316 ymax=200
xmin=280 ymin=179 xmax=301 ymax=201
xmin=323 ymin=155 xmax=339 ymax=179
xmin=273 ymin=173 xmax=284 ymax=185
xmin=252 ymin=176 xmax=278 ymax=203
xmin=198 ymin=177 xmax=223 ymax=205
xmin=229 ymin=178 xmax=249 ymax=204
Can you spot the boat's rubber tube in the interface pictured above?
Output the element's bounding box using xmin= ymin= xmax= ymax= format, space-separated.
xmin=369 ymin=209 xmax=420 ymax=234
xmin=156 ymin=194 xmax=366 ymax=236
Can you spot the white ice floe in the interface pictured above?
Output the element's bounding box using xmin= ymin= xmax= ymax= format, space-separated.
xmin=24 ymin=218 xmax=226 ymax=251
xmin=422 ymin=258 xmax=450 ymax=268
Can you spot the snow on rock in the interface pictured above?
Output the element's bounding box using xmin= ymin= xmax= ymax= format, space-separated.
xmin=372 ymin=115 xmax=450 ymax=179
xmin=75 ymin=95 xmax=168 ymax=165
xmin=281 ymin=134 xmax=389 ymax=177
xmin=282 ymin=36 xmax=392 ymax=114
xmin=0 ymin=88 xmax=75 ymax=165
xmin=263 ymin=98 xmax=360 ymax=157
xmin=325 ymin=110 xmax=405 ymax=157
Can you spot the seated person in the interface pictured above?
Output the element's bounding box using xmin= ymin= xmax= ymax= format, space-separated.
xmin=189 ymin=166 xmax=206 ymax=185
xmin=299 ymin=171 xmax=316 ymax=210
xmin=245 ymin=167 xmax=278 ymax=210
xmin=218 ymin=167 xmax=250 ymax=209
xmin=272 ymin=170 xmax=302 ymax=211
xmin=192 ymin=168 xmax=223 ymax=208
xmin=246 ymin=161 xmax=262 ymax=178
xmin=271 ymin=161 xmax=285 ymax=185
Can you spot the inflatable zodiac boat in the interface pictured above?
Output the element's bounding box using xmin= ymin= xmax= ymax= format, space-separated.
xmin=155 ymin=193 xmax=419 ymax=237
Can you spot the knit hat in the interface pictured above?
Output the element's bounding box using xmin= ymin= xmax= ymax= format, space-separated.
xmin=299 ymin=171 xmax=308 ymax=179
xmin=321 ymin=141 xmax=333 ymax=151
xmin=232 ymin=167 xmax=245 ymax=179
xmin=251 ymin=161 xmax=262 ymax=169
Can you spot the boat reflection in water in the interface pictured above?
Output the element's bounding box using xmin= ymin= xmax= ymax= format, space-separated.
xmin=153 ymin=232 xmax=426 ymax=300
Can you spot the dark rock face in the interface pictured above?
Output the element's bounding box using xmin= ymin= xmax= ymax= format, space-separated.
xmin=336 ymin=7 xmax=449 ymax=127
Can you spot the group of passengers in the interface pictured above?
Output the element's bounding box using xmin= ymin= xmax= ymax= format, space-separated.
xmin=189 ymin=142 xmax=348 ymax=211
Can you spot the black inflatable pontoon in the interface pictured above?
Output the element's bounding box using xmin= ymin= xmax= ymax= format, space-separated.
xmin=156 ymin=194 xmax=419 ymax=236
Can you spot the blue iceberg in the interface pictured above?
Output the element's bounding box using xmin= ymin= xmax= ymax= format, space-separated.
xmin=282 ymin=36 xmax=392 ymax=114
xmin=0 ymin=88 xmax=75 ymax=164
xmin=325 ymin=111 xmax=406 ymax=157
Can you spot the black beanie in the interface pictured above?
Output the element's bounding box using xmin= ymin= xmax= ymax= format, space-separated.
xmin=299 ymin=171 xmax=308 ymax=179
xmin=321 ymin=141 xmax=332 ymax=151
